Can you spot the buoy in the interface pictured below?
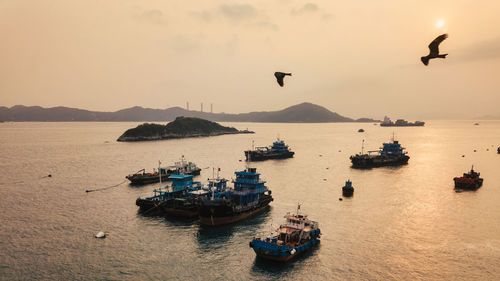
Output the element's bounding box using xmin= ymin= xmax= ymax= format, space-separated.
xmin=339 ymin=198 xmax=343 ymax=201
xmin=462 ymin=155 xmax=465 ymax=157
xmin=95 ymin=231 xmax=106 ymax=238
xmin=323 ymin=179 xmax=327 ymax=181
xmin=47 ymin=174 xmax=52 ymax=177
xmin=474 ymin=150 xmax=477 ymax=152
xmin=326 ymin=167 xmax=329 ymax=169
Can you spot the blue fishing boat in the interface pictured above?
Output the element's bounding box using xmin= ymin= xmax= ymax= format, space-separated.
xmin=136 ymin=174 xmax=203 ymax=217
xmin=249 ymin=205 xmax=321 ymax=262
xmin=198 ymin=167 xmax=273 ymax=226
xmin=245 ymin=138 xmax=294 ymax=161
xmin=350 ymin=137 xmax=409 ymax=168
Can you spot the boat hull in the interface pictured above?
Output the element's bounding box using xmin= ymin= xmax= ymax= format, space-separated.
xmin=199 ymin=196 xmax=273 ymax=226
xmin=454 ymin=178 xmax=483 ymax=190
xmin=245 ymin=151 xmax=294 ymax=161
xmin=127 ymin=170 xmax=201 ymax=185
xmin=350 ymin=155 xmax=409 ymax=168
xmin=136 ymin=198 xmax=199 ymax=217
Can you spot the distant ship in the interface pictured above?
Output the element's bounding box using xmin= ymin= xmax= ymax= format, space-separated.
xmin=350 ymin=138 xmax=410 ymax=168
xmin=454 ymin=166 xmax=483 ymax=190
xmin=126 ymin=156 xmax=201 ymax=185
xmin=198 ymin=167 xmax=273 ymax=226
xmin=380 ymin=116 xmax=424 ymax=127
xmin=244 ymin=138 xmax=294 ymax=161
xmin=249 ymin=205 xmax=320 ymax=262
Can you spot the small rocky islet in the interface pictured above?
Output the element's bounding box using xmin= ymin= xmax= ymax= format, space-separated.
xmin=117 ymin=116 xmax=254 ymax=142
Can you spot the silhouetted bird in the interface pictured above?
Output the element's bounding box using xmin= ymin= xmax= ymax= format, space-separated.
xmin=274 ymin=72 xmax=292 ymax=87
xmin=421 ymin=34 xmax=448 ymax=65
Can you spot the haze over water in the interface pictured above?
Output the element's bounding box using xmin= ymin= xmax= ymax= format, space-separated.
xmin=1 ymin=121 xmax=500 ymax=280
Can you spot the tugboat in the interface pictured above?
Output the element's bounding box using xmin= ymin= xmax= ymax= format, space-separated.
xmin=245 ymin=138 xmax=294 ymax=161
xmin=126 ymin=157 xmax=201 ymax=185
xmin=358 ymin=129 xmax=365 ymax=132
xmin=454 ymin=166 xmax=483 ymax=190
xmin=198 ymin=166 xmax=273 ymax=226
xmin=135 ymin=174 xmax=203 ymax=217
xmin=342 ymin=180 xmax=354 ymax=196
xmin=350 ymin=138 xmax=410 ymax=168
xmin=249 ymin=205 xmax=320 ymax=262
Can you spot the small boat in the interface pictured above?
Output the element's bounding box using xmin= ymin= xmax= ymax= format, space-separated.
xmin=454 ymin=166 xmax=483 ymax=190
xmin=249 ymin=205 xmax=320 ymax=262
xmin=342 ymin=180 xmax=354 ymax=196
xmin=497 ymin=147 xmax=499 ymax=154
xmin=245 ymin=138 xmax=294 ymax=161
xmin=126 ymin=157 xmax=201 ymax=185
xmin=474 ymin=123 xmax=480 ymax=126
xmin=358 ymin=129 xmax=365 ymax=132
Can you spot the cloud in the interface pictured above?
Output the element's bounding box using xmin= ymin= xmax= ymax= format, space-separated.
xmin=219 ymin=4 xmax=258 ymax=21
xmin=292 ymin=3 xmax=319 ymax=15
xmin=456 ymin=37 xmax=500 ymax=62
xmin=192 ymin=3 xmax=277 ymax=30
xmin=137 ymin=9 xmax=166 ymax=25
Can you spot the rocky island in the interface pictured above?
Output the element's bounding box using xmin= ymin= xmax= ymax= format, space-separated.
xmin=117 ymin=116 xmax=254 ymax=142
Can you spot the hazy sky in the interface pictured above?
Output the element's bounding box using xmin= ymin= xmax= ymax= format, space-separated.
xmin=1 ymin=0 xmax=499 ymax=119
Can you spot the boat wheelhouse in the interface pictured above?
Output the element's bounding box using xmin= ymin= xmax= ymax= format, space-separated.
xmin=198 ymin=167 xmax=273 ymax=226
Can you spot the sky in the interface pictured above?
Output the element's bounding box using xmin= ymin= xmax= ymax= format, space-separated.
xmin=1 ymin=0 xmax=499 ymax=119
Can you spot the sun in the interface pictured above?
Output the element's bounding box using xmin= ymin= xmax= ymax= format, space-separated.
xmin=436 ymin=19 xmax=445 ymax=28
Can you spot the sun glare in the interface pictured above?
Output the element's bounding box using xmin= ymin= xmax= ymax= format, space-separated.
xmin=436 ymin=19 xmax=445 ymax=28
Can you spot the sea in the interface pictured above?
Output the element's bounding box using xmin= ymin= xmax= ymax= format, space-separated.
xmin=0 ymin=121 xmax=499 ymax=280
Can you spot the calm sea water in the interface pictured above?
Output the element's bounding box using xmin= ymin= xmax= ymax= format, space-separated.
xmin=1 ymin=121 xmax=499 ymax=280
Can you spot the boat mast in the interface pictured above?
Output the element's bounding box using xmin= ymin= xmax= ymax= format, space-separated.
xmin=158 ymin=160 xmax=162 ymax=187
xmin=362 ymin=139 xmax=365 ymax=154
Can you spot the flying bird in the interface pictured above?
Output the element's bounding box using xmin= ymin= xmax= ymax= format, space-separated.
xmin=421 ymin=34 xmax=448 ymax=65
xmin=274 ymin=72 xmax=292 ymax=87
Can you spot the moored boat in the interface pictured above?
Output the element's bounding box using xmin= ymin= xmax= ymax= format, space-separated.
xmin=454 ymin=166 xmax=483 ymax=190
xmin=245 ymin=138 xmax=294 ymax=161
xmin=126 ymin=157 xmax=201 ymax=185
xmin=249 ymin=205 xmax=321 ymax=262
xmin=136 ymin=174 xmax=202 ymax=217
xmin=198 ymin=167 xmax=273 ymax=226
xmin=350 ymin=138 xmax=409 ymax=168
xmin=342 ymin=180 xmax=354 ymax=196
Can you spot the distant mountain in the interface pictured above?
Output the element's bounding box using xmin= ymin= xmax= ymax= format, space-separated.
xmin=0 ymin=103 xmax=378 ymax=123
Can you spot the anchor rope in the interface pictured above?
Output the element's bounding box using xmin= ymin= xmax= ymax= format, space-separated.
xmin=85 ymin=180 xmax=127 ymax=193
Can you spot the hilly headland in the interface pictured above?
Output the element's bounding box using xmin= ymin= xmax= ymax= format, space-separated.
xmin=117 ymin=116 xmax=253 ymax=142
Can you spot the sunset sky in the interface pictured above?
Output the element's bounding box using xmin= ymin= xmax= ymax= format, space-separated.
xmin=1 ymin=0 xmax=499 ymax=119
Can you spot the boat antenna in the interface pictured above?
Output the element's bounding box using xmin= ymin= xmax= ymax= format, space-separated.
xmin=217 ymin=167 xmax=220 ymax=179
xmin=212 ymin=167 xmax=215 ymax=179
xmin=297 ymin=202 xmax=301 ymax=216
xmin=392 ymin=131 xmax=395 ymax=142
xmin=362 ymin=139 xmax=365 ymax=154
xmin=252 ymin=140 xmax=254 ymax=150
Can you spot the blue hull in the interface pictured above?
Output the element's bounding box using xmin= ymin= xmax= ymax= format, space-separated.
xmin=250 ymin=231 xmax=320 ymax=262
